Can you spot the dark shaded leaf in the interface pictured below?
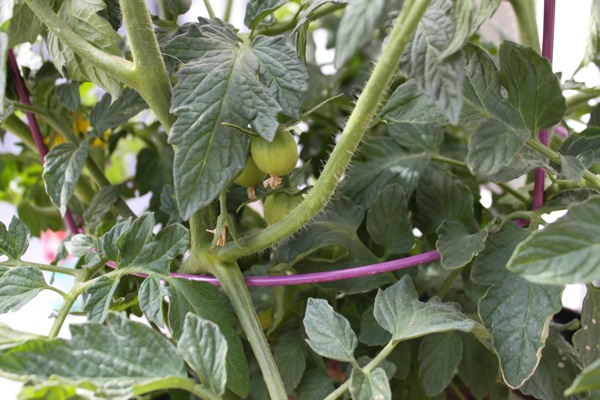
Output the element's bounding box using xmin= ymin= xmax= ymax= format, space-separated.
xmin=573 ymin=285 xmax=600 ymax=367
xmin=418 ymin=332 xmax=462 ymax=396
xmin=436 ymin=221 xmax=488 ymax=269
xmin=381 ymin=80 xmax=448 ymax=125
xmin=274 ymin=330 xmax=306 ymax=393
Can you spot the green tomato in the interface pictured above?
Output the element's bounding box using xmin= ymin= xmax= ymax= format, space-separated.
xmin=250 ymin=131 xmax=298 ymax=177
xmin=263 ymin=192 xmax=303 ymax=225
xmin=234 ymin=156 xmax=265 ymax=187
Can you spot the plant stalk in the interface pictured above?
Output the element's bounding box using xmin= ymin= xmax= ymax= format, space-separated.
xmin=253 ymin=3 xmax=346 ymax=37
xmin=216 ymin=0 xmax=432 ymax=263
xmin=223 ymin=0 xmax=233 ymax=22
xmin=507 ymin=0 xmax=541 ymax=52
xmin=1 ymin=260 xmax=79 ymax=277
xmin=203 ymin=0 xmax=216 ymax=19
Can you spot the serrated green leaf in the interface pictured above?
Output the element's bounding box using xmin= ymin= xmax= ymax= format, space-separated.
xmin=0 ymin=324 xmax=42 ymax=351
xmin=458 ymin=333 xmax=500 ymax=400
xmin=164 ymin=21 xmax=307 ymax=219
xmin=118 ymin=213 xmax=154 ymax=267
xmin=296 ymin=368 xmax=334 ymax=400
xmin=381 ymin=79 xmax=448 ymax=125
xmin=45 ymin=0 xmax=122 ymax=99
xmin=138 ymin=274 xmax=167 ymax=328
xmin=349 ymin=367 xmax=391 ymax=400
xmin=418 ymin=332 xmax=462 ymax=396
xmin=65 ymin=234 xmax=96 ymax=257
xmin=487 ymin=145 xmax=547 ymax=183
xmin=292 ymin=0 xmax=347 ymax=37
xmin=177 ymin=313 xmax=227 ymax=396
xmin=470 ymin=0 xmax=501 ymax=35
xmin=499 ymin=41 xmax=566 ymax=133
xmin=334 ymin=0 xmax=401 ymax=68
xmin=274 ymin=330 xmax=306 ymax=393
xmin=55 ymin=82 xmax=81 ymax=111
xmin=461 ymin=44 xmax=523 ymax=128
xmin=8 ymin=2 xmax=44 ymax=47
xmin=0 ymin=313 xmax=188 ymax=400
xmin=160 ymin=185 xmax=182 ymax=225
xmin=0 ymin=266 xmax=47 ymax=313
xmin=0 ymin=216 xmax=30 ymax=260
xmin=244 ymin=0 xmax=287 ymax=29
xmin=98 ymin=218 xmax=132 ymax=262
xmin=560 ymin=127 xmax=600 ymax=165
xmin=166 ymin=278 xmax=248 ymax=397
xmin=400 ymin=0 xmax=464 ymax=124
xmin=83 ymin=184 xmax=120 ymax=230
xmin=467 ymin=119 xmax=529 ymax=177
xmin=342 ymin=137 xmax=431 ymax=209
xmin=42 ymin=141 xmax=89 ymax=216
xmin=359 ymin=306 xmax=391 ymax=346
xmin=415 ymin=166 xmax=475 ymax=234
xmin=436 ymin=221 xmax=488 ymax=269
xmin=565 ymin=358 xmax=600 ymax=395
xmin=83 ymin=275 xmax=120 ymax=323
xmin=304 ymin=298 xmax=358 ymax=362
xmin=89 ymin=89 xmax=147 ymax=137
xmin=366 ymin=184 xmax=414 ymax=257
xmin=520 ymin=329 xmax=580 ymax=400
xmin=373 ymin=275 xmax=474 ymax=342
xmin=508 ymin=196 xmax=600 ymax=284
xmin=573 ymin=286 xmax=600 ymax=367
xmin=165 ymin=0 xmax=191 ymax=16
xmin=98 ymin=0 xmax=121 ymax=31
xmin=471 ymin=223 xmax=563 ymax=388
xmin=438 ymin=0 xmax=473 ymax=60
xmin=387 ymin=123 xmax=444 ymax=153
xmin=560 ymin=154 xmax=586 ymax=181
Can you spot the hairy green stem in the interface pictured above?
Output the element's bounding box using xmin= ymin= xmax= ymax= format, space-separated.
xmin=449 ymin=382 xmax=468 ymax=400
xmin=2 ymin=114 xmax=37 ymax=150
xmin=1 ymin=260 xmax=79 ymax=277
xmin=203 ymin=0 xmax=216 ymax=19
xmin=253 ymin=3 xmax=346 ymax=36
xmin=495 ymin=182 xmax=530 ymax=205
xmin=566 ymin=89 xmax=600 ymax=113
xmin=507 ymin=0 xmax=541 ymax=52
xmin=431 ymin=155 xmax=469 ymax=169
xmin=120 ymin=0 xmax=176 ymax=132
xmin=133 ymin=376 xmax=219 ymax=399
xmin=437 ymin=268 xmax=463 ymax=300
xmin=526 ymin=138 xmax=600 ymax=191
xmin=47 ymin=282 xmax=85 ymax=338
xmin=223 ymin=0 xmax=233 ymax=22
xmin=325 ymin=341 xmax=397 ymax=400
xmin=216 ymin=0 xmax=432 ymax=263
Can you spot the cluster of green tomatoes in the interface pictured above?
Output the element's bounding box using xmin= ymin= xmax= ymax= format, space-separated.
xmin=234 ymin=131 xmax=303 ymax=224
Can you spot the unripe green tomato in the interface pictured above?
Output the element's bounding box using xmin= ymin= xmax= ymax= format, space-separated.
xmin=234 ymin=156 xmax=265 ymax=187
xmin=250 ymin=131 xmax=298 ymax=177
xmin=263 ymin=192 xmax=303 ymax=225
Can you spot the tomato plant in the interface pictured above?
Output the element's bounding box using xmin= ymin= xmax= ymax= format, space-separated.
xmin=1 ymin=0 xmax=600 ymax=399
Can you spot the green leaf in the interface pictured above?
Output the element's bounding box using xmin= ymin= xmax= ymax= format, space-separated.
xmin=466 ymin=119 xmax=530 ymax=177
xmin=165 ymin=0 xmax=192 ymax=16
xmin=0 ymin=266 xmax=48 ymax=313
xmin=471 ymin=223 xmax=563 ymax=388
xmin=160 ymin=185 xmax=182 ymax=225
xmin=508 ymin=196 xmax=600 ymax=284
xmin=0 ymin=324 xmax=42 ymax=350
xmin=177 ymin=313 xmax=227 ymax=396
xmin=438 ymin=0 xmax=473 ymax=60
xmin=487 ymin=145 xmax=547 ymax=183
xmin=83 ymin=275 xmax=120 ymax=323
xmin=349 ymin=368 xmax=391 ymax=400
xmin=138 ymin=274 xmax=167 ymax=328
xmin=415 ymin=166 xmax=475 ymax=234
xmin=334 ymin=0 xmax=401 ymax=68
xmin=118 ymin=213 xmax=154 ymax=266
xmin=366 ymin=184 xmax=414 ymax=256
xmin=359 ymin=306 xmax=391 ymax=346
xmin=89 ymin=89 xmax=147 ymax=137
xmin=458 ymin=333 xmax=500 ymax=400
xmin=418 ymin=332 xmax=463 ymax=396
xmin=42 ymin=141 xmax=89 ymax=217
xmin=499 ymin=41 xmax=566 ymax=133
xmin=166 ymin=278 xmax=248 ymax=397
xmin=99 ymin=218 xmax=132 ymax=262
xmin=461 ymin=44 xmax=523 ymax=128
xmin=65 ymin=234 xmax=97 ymax=257
xmin=303 ymin=298 xmax=358 ymax=362
xmin=8 ymin=2 xmax=44 ymax=47
xmin=165 ymin=21 xmax=307 ymax=219
xmin=342 ymin=137 xmax=431 ymax=209
xmin=436 ymin=221 xmax=488 ymax=269
xmin=274 ymin=330 xmax=306 ymax=393
xmin=520 ymin=329 xmax=580 ymax=400
xmin=55 ymin=81 xmax=81 ymax=111
xmin=373 ymin=275 xmax=475 ymax=342
xmin=400 ymin=0 xmax=464 ymax=124
xmin=45 ymin=0 xmax=122 ymax=99
xmin=0 ymin=216 xmax=30 ymax=260
xmin=83 ymin=184 xmax=120 ymax=230
xmin=17 ymin=382 xmax=82 ymax=400
xmin=573 ymin=285 xmax=600 ymax=367
xmin=0 ymin=313 xmax=188 ymax=400
xmin=560 ymin=154 xmax=586 ymax=181
xmin=560 ymin=127 xmax=600 ymax=165
xmin=565 ymin=358 xmax=600 ymax=395
xmin=295 ymin=369 xmax=334 ymax=400
xmin=244 ymin=0 xmax=287 ymax=29
xmin=380 ymin=79 xmax=448 ymax=125
xmin=387 ymin=123 xmax=444 ymax=153
xmin=292 ymin=0 xmax=347 ymax=36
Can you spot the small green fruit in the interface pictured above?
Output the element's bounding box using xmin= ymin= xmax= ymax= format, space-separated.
xmin=251 ymin=131 xmax=298 ymax=177
xmin=263 ymin=192 xmax=303 ymax=225
xmin=234 ymin=156 xmax=265 ymax=188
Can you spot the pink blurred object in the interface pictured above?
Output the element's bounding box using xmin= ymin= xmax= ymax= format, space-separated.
xmin=40 ymin=230 xmax=68 ymax=264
